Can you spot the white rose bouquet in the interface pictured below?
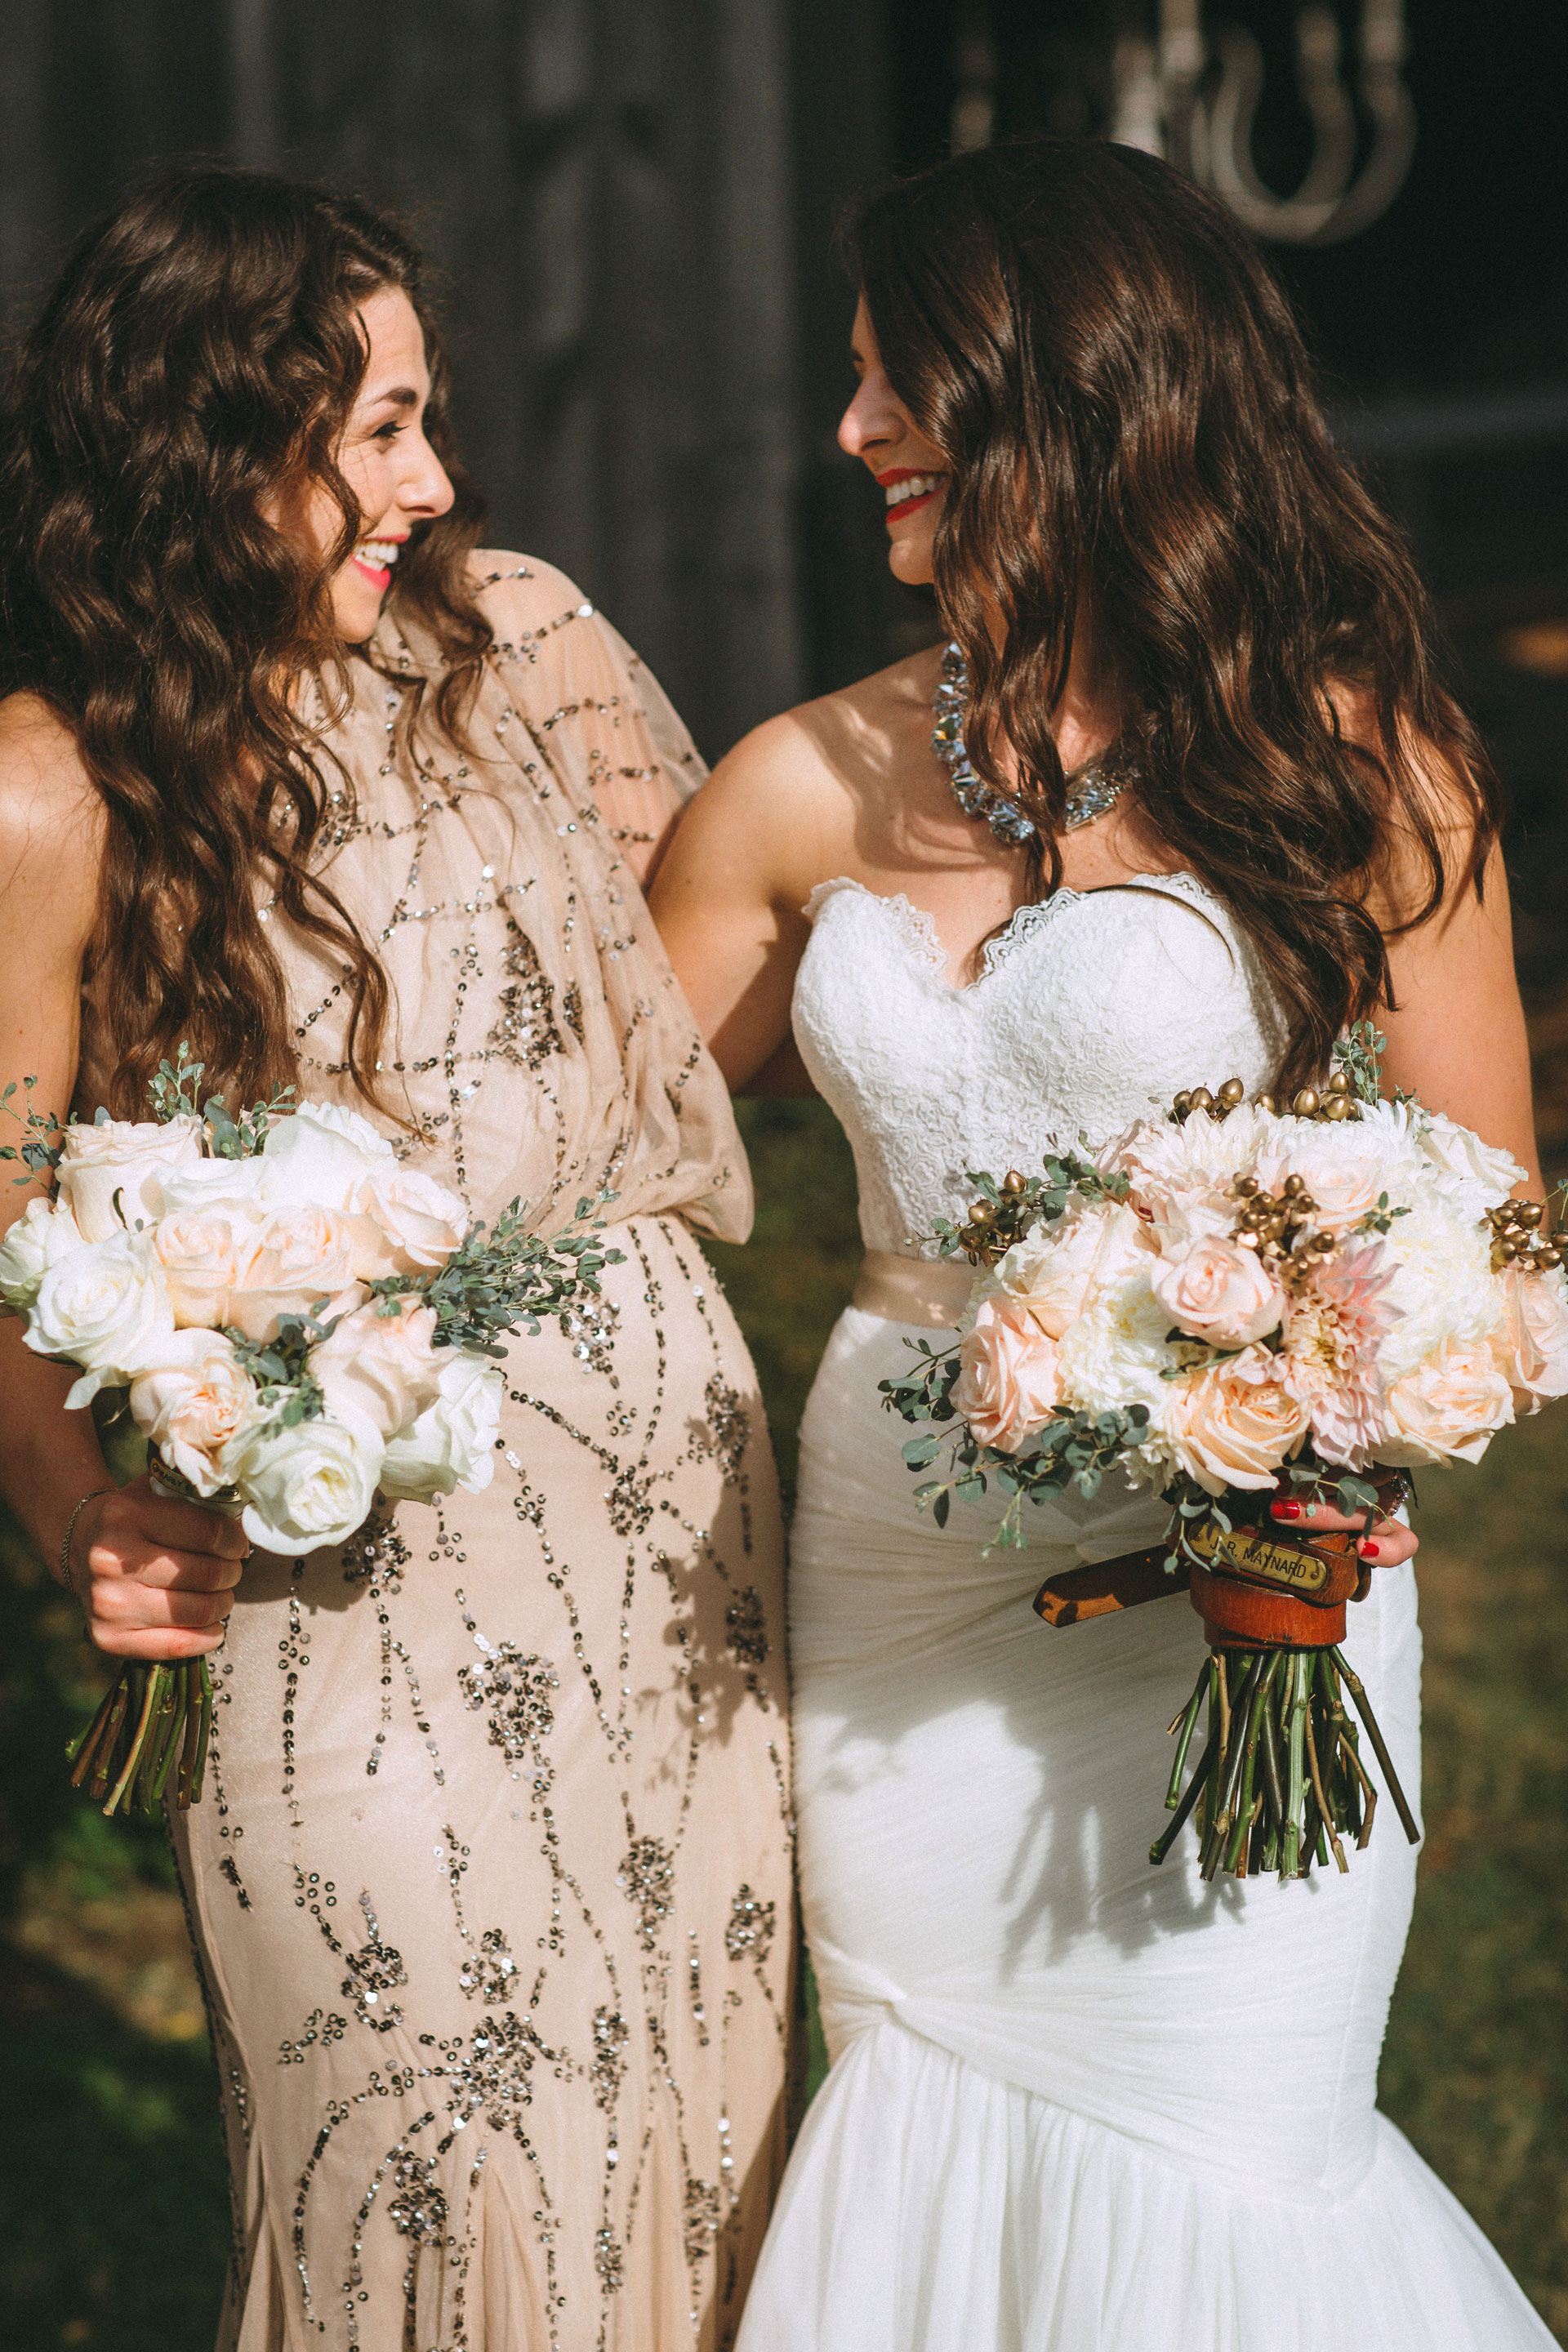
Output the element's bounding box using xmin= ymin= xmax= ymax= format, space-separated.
xmin=0 ymin=1049 xmax=621 ymax=1820
xmin=881 ymin=1024 xmax=1568 ymax=1887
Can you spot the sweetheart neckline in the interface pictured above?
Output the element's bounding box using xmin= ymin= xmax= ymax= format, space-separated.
xmin=802 ymin=870 xmax=1222 ymax=999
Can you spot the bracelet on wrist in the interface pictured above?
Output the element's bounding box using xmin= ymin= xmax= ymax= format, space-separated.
xmin=60 ymin=1489 xmax=110 ymax=1610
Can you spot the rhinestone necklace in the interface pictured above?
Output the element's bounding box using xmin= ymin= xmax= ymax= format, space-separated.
xmin=931 ymin=639 xmax=1136 ymax=847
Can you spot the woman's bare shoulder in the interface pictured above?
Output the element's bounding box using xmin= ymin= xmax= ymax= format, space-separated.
xmin=0 ymin=693 xmax=103 ymax=932
xmin=709 ymin=643 xmax=944 ymax=805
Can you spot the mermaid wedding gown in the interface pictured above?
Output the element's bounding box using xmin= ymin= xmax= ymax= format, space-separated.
xmin=736 ymin=873 xmax=1554 ymax=2350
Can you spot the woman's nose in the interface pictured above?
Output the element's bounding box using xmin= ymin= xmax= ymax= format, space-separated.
xmin=402 ymin=442 xmax=456 ymax=520
xmin=838 ymin=374 xmax=899 ymax=460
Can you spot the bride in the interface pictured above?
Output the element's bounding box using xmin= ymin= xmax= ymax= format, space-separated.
xmin=653 ymin=140 xmax=1555 ymax=2348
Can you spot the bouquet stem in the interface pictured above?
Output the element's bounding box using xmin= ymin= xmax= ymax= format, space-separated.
xmin=1156 ymin=1642 xmax=1417 ymax=1883
xmin=66 ymin=1658 xmax=212 ymax=1818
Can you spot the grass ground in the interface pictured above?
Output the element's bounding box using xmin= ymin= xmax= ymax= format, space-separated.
xmin=2 ymin=1094 xmax=1564 ymax=2345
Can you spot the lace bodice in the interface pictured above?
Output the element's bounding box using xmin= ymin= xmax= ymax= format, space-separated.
xmin=791 ymin=872 xmax=1290 ymax=1255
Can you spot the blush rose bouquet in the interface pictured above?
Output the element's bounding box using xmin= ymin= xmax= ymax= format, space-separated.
xmin=880 ymin=1024 xmax=1568 ymax=1886
xmin=0 ymin=1049 xmax=621 ymax=1819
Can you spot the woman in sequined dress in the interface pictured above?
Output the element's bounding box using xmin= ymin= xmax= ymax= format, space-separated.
xmin=0 ymin=170 xmax=791 ymax=2350
xmin=653 ymin=144 xmax=1554 ymax=2350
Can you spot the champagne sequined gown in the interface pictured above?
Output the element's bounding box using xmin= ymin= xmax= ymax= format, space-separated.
xmin=84 ymin=561 xmax=794 ymax=2351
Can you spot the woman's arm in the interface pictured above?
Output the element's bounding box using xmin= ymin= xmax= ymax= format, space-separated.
xmin=650 ymin=713 xmax=833 ymax=1089
xmin=1379 ymin=840 xmax=1542 ymax=1194
xmin=0 ymin=697 xmax=244 ymax=1653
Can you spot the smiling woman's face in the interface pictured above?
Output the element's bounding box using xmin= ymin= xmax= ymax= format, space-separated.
xmin=271 ymin=284 xmax=456 ymax=644
xmin=837 ymin=294 xmax=950 ymax=587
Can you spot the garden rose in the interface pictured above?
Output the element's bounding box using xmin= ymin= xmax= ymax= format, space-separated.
xmin=24 ymin=1231 xmax=174 ymax=1405
xmin=307 ymin=1295 xmax=444 ymax=1437
xmin=380 ymin=1353 xmax=506 ymax=1501
xmin=344 ymin=1166 xmax=470 ymax=1281
xmin=235 ymin=1408 xmax=385 ymax=1555
xmin=1490 ymin=1264 xmax=1568 ymax=1412
xmin=1379 ymin=1339 xmax=1514 ymax=1467
xmin=992 ymin=1201 xmax=1125 ymax=1339
xmin=152 ymin=1205 xmax=265 ymax=1328
xmin=951 ymin=1297 xmax=1063 ymax=1454
xmin=224 ymin=1205 xmax=363 ymax=1343
xmin=1160 ymin=1353 xmax=1309 ymax=1494
xmin=0 ymin=1196 xmax=85 ymax=1312
xmin=1149 ymin=1230 xmax=1285 ymax=1348
xmin=258 ymin=1102 xmax=396 ymax=1214
xmin=1253 ymin=1118 xmax=1421 ymax=1236
xmin=129 ymin=1329 xmax=261 ymax=1495
xmin=55 ymin=1113 xmax=203 ymax=1243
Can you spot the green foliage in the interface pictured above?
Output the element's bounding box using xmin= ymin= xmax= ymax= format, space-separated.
xmin=372 ymin=1191 xmax=625 ymax=1355
xmin=0 ymin=1071 xmax=65 ymax=1183
xmin=1334 ymin=1018 xmax=1388 ymax=1106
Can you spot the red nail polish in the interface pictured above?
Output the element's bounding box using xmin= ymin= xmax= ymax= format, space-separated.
xmin=1271 ymin=1500 xmax=1301 ymax=1521
xmin=1359 ymin=1539 xmax=1379 ymax=1559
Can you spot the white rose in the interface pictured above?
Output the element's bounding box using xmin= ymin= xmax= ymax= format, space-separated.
xmin=24 ymin=1231 xmax=175 ymax=1405
xmin=1376 ymin=1200 xmax=1499 ymax=1379
xmin=380 ymin=1353 xmax=506 ymax=1502
xmin=0 ymin=1196 xmax=86 ymax=1312
xmin=259 ymin=1102 xmax=396 ymax=1214
xmin=344 ymin=1166 xmax=470 ymax=1281
xmin=235 ymin=1407 xmax=385 ymax=1555
xmin=55 ymin=1113 xmax=203 ymax=1242
xmin=1379 ymin=1339 xmax=1514 ymax=1468
xmin=152 ymin=1203 xmax=266 ymax=1328
xmin=154 ymin=1156 xmax=267 ymax=1217
xmin=129 ymin=1328 xmax=262 ymax=1495
xmin=1149 ymin=1230 xmax=1285 ymax=1348
xmin=1490 ymin=1264 xmax=1568 ymax=1413
xmin=1418 ymin=1110 xmax=1526 ymax=1206
xmin=306 ymin=1296 xmax=445 ymax=1437
xmin=224 ymin=1205 xmax=363 ymax=1343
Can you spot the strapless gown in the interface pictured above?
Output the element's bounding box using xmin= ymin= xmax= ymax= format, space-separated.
xmin=734 ymin=875 xmax=1554 ymax=2350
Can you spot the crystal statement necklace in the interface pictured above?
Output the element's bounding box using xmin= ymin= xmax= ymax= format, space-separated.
xmin=932 ymin=640 xmax=1135 ymax=847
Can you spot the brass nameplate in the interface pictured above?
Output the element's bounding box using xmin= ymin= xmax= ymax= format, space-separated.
xmin=1184 ymin=1517 xmax=1334 ymax=1597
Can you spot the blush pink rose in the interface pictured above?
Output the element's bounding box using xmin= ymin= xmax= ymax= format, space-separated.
xmin=306 ymin=1295 xmax=445 ymax=1438
xmin=1379 ymin=1339 xmax=1515 ymax=1467
xmin=1490 ymin=1265 xmax=1568 ymax=1413
xmin=223 ymin=1205 xmax=363 ymax=1343
xmin=1160 ymin=1353 xmax=1309 ymax=1494
xmin=152 ymin=1204 xmax=264 ymax=1329
xmin=129 ymin=1328 xmax=261 ymax=1495
xmin=951 ymin=1297 xmax=1063 ymax=1454
xmin=1149 ymin=1232 xmax=1286 ymax=1348
xmin=344 ymin=1167 xmax=470 ymax=1281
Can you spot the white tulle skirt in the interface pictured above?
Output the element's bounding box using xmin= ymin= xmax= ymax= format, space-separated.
xmin=738 ymin=1306 xmax=1554 ymax=2351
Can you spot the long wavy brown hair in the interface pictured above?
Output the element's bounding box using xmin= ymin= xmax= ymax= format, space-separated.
xmin=853 ymin=140 xmax=1502 ymax=1097
xmin=0 ymin=166 xmax=491 ymax=1116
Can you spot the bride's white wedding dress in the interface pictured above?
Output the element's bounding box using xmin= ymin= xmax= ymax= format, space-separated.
xmin=737 ymin=873 xmax=1554 ymax=2350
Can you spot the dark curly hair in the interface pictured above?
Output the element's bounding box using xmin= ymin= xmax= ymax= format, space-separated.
xmin=852 ymin=140 xmax=1503 ymax=1098
xmin=0 ymin=164 xmax=492 ymax=1116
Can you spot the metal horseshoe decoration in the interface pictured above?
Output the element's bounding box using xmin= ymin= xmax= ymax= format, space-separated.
xmin=1110 ymin=0 xmax=1416 ymax=247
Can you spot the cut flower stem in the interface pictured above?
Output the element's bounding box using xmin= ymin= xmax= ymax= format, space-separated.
xmin=1156 ymin=1642 xmax=1418 ymax=1883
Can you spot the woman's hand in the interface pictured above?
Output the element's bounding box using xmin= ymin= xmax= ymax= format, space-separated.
xmin=1268 ymin=1473 xmax=1418 ymax=1569
xmin=69 ymin=1472 xmax=248 ymax=1658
